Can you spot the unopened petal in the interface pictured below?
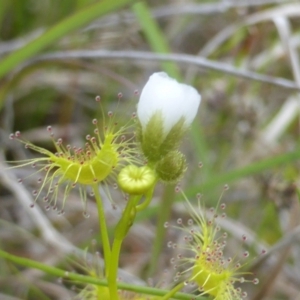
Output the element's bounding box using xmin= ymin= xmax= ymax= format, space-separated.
xmin=137 ymin=72 xmax=201 ymax=136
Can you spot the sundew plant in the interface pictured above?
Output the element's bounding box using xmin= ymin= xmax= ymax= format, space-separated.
xmin=2 ymin=1 xmax=300 ymax=299
xmin=3 ymin=72 xmax=261 ymax=300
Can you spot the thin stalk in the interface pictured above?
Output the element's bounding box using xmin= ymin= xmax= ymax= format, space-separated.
xmin=147 ymin=184 xmax=175 ymax=277
xmin=92 ymin=184 xmax=111 ymax=277
xmin=136 ymin=184 xmax=156 ymax=212
xmin=108 ymin=237 xmax=123 ymax=300
xmin=161 ymin=282 xmax=184 ymax=300
xmin=108 ymin=195 xmax=140 ymax=299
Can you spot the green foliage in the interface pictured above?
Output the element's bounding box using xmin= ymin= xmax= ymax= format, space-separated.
xmin=0 ymin=0 xmax=136 ymax=80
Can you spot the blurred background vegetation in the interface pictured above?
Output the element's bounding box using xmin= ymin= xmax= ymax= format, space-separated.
xmin=1 ymin=0 xmax=300 ymax=299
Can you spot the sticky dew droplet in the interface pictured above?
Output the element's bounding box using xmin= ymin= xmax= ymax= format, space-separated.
xmin=187 ymin=219 xmax=193 ymax=226
xmin=177 ymin=218 xmax=182 ymax=225
xmin=83 ymin=211 xmax=90 ymax=218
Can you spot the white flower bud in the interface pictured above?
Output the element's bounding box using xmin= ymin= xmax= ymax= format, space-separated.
xmin=137 ymin=72 xmax=201 ymax=137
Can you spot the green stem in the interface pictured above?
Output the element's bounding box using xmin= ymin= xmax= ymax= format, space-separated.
xmin=147 ymin=184 xmax=175 ymax=277
xmin=108 ymin=237 xmax=123 ymax=300
xmin=136 ymin=184 xmax=156 ymax=212
xmin=93 ymin=184 xmax=111 ymax=277
xmin=161 ymin=282 xmax=184 ymax=300
xmin=108 ymin=195 xmax=141 ymax=299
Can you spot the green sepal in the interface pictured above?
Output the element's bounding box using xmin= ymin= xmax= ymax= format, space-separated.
xmin=155 ymin=150 xmax=187 ymax=183
xmin=137 ymin=112 xmax=186 ymax=163
xmin=162 ymin=117 xmax=186 ymax=156
xmin=137 ymin=112 xmax=165 ymax=162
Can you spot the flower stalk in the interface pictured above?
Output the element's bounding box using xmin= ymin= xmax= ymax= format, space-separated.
xmin=108 ymin=185 xmax=156 ymax=299
xmin=105 ymin=163 xmax=157 ymax=299
xmin=108 ymin=195 xmax=141 ymax=300
xmin=161 ymin=282 xmax=184 ymax=300
xmin=93 ymin=184 xmax=111 ymax=278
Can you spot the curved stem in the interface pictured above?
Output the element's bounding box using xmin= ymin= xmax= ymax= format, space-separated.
xmin=92 ymin=184 xmax=111 ymax=277
xmin=136 ymin=184 xmax=156 ymax=212
xmin=107 ymin=187 xmax=155 ymax=299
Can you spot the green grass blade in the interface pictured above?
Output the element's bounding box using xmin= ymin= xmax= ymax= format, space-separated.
xmin=0 ymin=0 xmax=136 ymax=79
xmin=132 ymin=1 xmax=180 ymax=78
xmin=188 ymin=149 xmax=300 ymax=198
